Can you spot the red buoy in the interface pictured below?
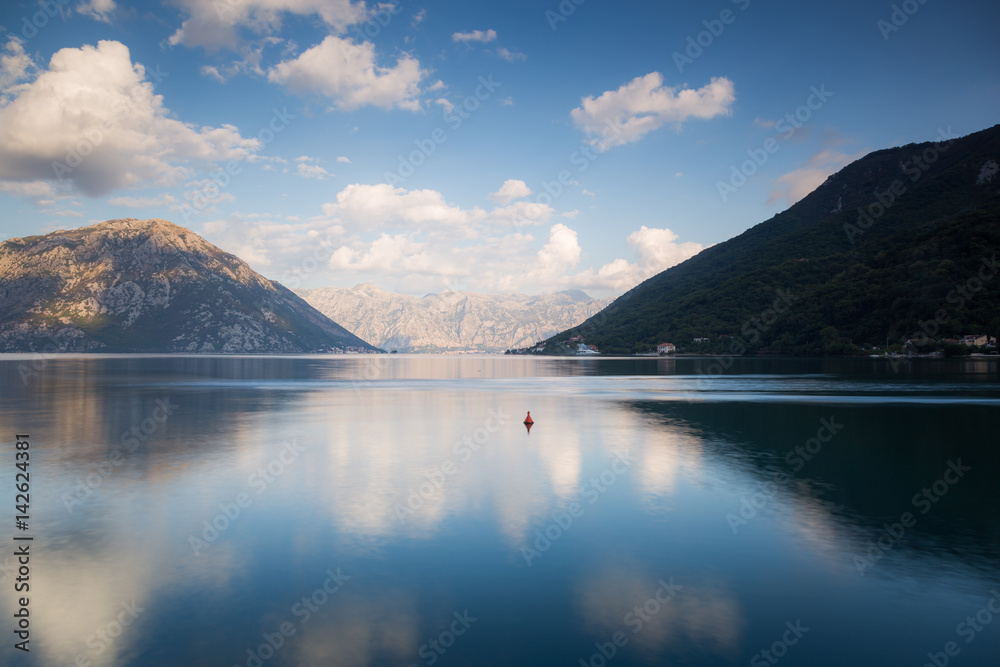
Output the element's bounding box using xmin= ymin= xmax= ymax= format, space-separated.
xmin=523 ymin=411 xmax=533 ymax=425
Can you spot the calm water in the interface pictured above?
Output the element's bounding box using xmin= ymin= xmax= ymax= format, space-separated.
xmin=1 ymin=355 xmax=998 ymax=667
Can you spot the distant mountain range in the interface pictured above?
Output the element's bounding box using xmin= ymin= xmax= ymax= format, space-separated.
xmin=0 ymin=218 xmax=379 ymax=353
xmin=296 ymin=284 xmax=611 ymax=353
xmin=548 ymin=124 xmax=1000 ymax=355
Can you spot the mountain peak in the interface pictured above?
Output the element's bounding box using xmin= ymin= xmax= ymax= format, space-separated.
xmin=0 ymin=219 xmax=379 ymax=353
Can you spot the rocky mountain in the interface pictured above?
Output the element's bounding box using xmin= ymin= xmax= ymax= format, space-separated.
xmin=0 ymin=218 xmax=379 ymax=353
xmin=295 ymin=284 xmax=611 ymax=353
xmin=548 ymin=124 xmax=1000 ymax=355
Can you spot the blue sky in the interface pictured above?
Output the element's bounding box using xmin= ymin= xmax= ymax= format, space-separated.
xmin=0 ymin=0 xmax=997 ymax=297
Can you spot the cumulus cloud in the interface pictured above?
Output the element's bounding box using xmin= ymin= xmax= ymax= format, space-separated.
xmin=536 ymin=223 xmax=582 ymax=275
xmin=199 ymin=183 xmax=699 ymax=296
xmin=489 ymin=179 xmax=532 ymax=204
xmin=571 ymin=73 xmax=735 ymax=148
xmin=0 ymin=38 xmax=34 ymax=93
xmin=0 ymin=40 xmax=259 ymax=197
xmin=336 ymin=156 xmax=351 ymax=163
xmin=268 ymin=36 xmax=425 ymax=111
xmin=321 ymin=183 xmax=486 ymax=234
xmin=571 ymin=226 xmax=704 ymax=291
xmin=168 ymin=0 xmax=369 ymax=51
xmin=767 ymin=149 xmax=858 ymax=206
xmin=452 ymin=29 xmax=497 ymax=43
xmin=329 ymin=233 xmax=433 ymax=273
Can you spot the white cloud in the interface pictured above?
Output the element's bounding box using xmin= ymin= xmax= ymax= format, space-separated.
xmin=168 ymin=0 xmax=369 ymax=51
xmin=321 ymin=183 xmax=486 ymax=234
xmin=571 ymin=73 xmax=735 ymax=148
xmin=77 ymin=0 xmax=116 ymax=23
xmin=0 ymin=38 xmax=35 ymax=93
xmin=107 ymin=194 xmax=178 ymax=208
xmin=0 ymin=180 xmax=56 ymax=199
xmin=199 ymin=184 xmax=697 ymax=296
xmin=267 ymin=36 xmax=425 ymax=111
xmin=582 ymin=189 xmax=595 ymax=197
xmin=536 ymin=223 xmax=581 ymax=276
xmin=452 ymin=29 xmax=497 ymax=43
xmin=197 ymin=37 xmax=284 ymax=82
xmin=767 ymin=149 xmax=858 ymax=206
xmin=489 ymin=179 xmax=532 ymax=204
xmin=571 ymin=226 xmax=704 ymax=291
xmin=200 ymin=65 xmax=226 ymax=83
xmin=336 ymin=156 xmax=351 ymax=163
xmin=0 ymin=41 xmax=259 ymax=197
xmin=329 ymin=233 xmax=433 ymax=273
xmin=496 ymin=47 xmax=526 ymax=62
xmin=297 ymin=162 xmax=329 ymax=179
xmin=500 ymin=96 xmax=515 ymax=106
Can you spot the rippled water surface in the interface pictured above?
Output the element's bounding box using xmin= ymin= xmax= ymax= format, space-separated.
xmin=1 ymin=355 xmax=998 ymax=666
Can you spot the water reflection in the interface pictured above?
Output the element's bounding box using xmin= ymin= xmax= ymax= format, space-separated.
xmin=0 ymin=355 xmax=998 ymax=666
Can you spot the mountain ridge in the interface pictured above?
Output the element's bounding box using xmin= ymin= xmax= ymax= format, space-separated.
xmin=0 ymin=218 xmax=379 ymax=353
xmin=546 ymin=124 xmax=1000 ymax=355
xmin=296 ymin=284 xmax=612 ymax=353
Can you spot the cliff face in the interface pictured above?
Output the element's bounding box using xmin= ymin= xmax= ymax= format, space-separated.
xmin=296 ymin=284 xmax=612 ymax=353
xmin=0 ymin=218 xmax=378 ymax=353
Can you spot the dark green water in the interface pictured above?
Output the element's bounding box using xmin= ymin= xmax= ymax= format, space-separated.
xmin=0 ymin=355 xmax=998 ymax=666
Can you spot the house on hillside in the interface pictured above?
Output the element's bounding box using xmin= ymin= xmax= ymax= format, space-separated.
xmin=961 ymin=334 xmax=988 ymax=347
xmin=657 ymin=343 xmax=676 ymax=355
